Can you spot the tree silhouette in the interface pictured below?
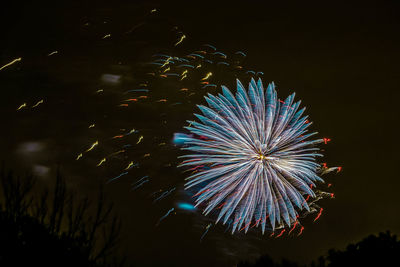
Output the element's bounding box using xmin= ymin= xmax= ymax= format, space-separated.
xmin=0 ymin=166 xmax=126 ymax=267
xmin=238 ymin=231 xmax=400 ymax=267
xmin=238 ymin=254 xmax=302 ymax=267
xmin=322 ymin=231 xmax=399 ymax=267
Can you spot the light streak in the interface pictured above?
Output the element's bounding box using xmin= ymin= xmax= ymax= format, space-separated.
xmin=235 ymin=51 xmax=246 ymax=57
xmin=200 ymin=224 xmax=212 ymax=242
xmin=32 ymin=100 xmax=44 ymax=108
xmin=136 ymin=136 xmax=143 ymax=144
xmin=276 ymin=229 xmax=286 ymax=238
xmin=125 ymin=161 xmax=134 ymax=170
xmin=203 ymin=44 xmax=216 ymax=50
xmin=48 ymin=51 xmax=58 ymax=56
xmin=97 ymin=158 xmax=106 ymax=167
xmin=313 ymin=208 xmax=324 ymax=222
xmin=298 ymin=226 xmax=305 ymax=236
xmin=16 ymin=103 xmax=26 ymax=111
xmin=174 ymin=34 xmax=186 ymax=46
xmin=0 ymin=57 xmax=22 ymax=71
xmin=107 ymin=172 xmax=128 ymax=184
xmin=157 ymin=208 xmax=175 ymax=226
xmin=201 ymin=72 xmax=212 ymax=80
xmin=85 ymin=141 xmax=98 ymax=152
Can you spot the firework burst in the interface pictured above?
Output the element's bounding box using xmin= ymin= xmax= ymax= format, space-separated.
xmin=179 ymin=78 xmax=332 ymax=234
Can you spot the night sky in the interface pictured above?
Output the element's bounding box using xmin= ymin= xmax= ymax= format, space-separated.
xmin=1 ymin=0 xmax=399 ymax=266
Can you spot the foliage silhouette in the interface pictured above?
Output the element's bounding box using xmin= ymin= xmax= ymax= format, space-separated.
xmin=322 ymin=231 xmax=399 ymax=267
xmin=0 ymin=167 xmax=126 ymax=267
xmin=238 ymin=231 xmax=400 ymax=267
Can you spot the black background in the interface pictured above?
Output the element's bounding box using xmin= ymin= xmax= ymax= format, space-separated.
xmin=1 ymin=0 xmax=399 ymax=266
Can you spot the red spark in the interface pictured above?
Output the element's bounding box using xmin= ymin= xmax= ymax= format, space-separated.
xmin=240 ymin=222 xmax=251 ymax=232
xmin=313 ymin=208 xmax=324 ymax=222
xmin=188 ymin=165 xmax=204 ymax=172
xmin=217 ymin=202 xmax=226 ymax=209
xmin=288 ymin=221 xmax=299 ymax=235
xmin=323 ymin=138 xmax=331 ymax=144
xmin=251 ymin=218 xmax=262 ymax=228
xmin=276 ymin=229 xmax=286 ymax=238
xmin=234 ymin=217 xmax=242 ymax=224
xmin=298 ymin=226 xmax=305 ymax=236
xmin=302 ymin=195 xmax=311 ymax=206
xmin=270 ymin=232 xmax=275 ymax=237
xmin=193 ymin=189 xmax=210 ymax=197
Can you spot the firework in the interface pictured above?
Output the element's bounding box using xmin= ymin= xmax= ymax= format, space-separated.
xmin=179 ymin=78 xmax=329 ymax=234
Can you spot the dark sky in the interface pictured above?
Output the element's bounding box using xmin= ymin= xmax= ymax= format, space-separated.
xmin=1 ymin=0 xmax=399 ymax=266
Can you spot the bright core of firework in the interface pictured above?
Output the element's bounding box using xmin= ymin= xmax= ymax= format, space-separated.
xmin=179 ymin=78 xmax=325 ymax=234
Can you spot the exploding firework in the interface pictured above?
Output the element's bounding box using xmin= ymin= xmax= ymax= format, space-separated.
xmin=178 ymin=78 xmax=338 ymax=235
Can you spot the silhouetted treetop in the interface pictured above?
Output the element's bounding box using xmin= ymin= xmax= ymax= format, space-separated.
xmin=0 ymin=167 xmax=127 ymax=267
